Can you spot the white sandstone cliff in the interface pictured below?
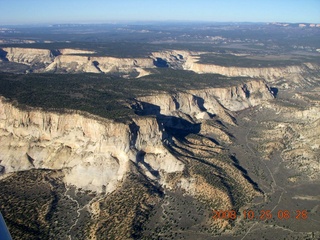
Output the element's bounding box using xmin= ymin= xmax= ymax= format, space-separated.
xmin=137 ymin=79 xmax=274 ymax=124
xmin=2 ymin=47 xmax=54 ymax=65
xmin=46 ymin=55 xmax=154 ymax=76
xmin=0 ymin=79 xmax=273 ymax=193
xmin=0 ymin=98 xmax=183 ymax=193
xmin=46 ymin=55 xmax=101 ymax=73
xmin=2 ymin=47 xmax=319 ymax=83
xmin=59 ymin=48 xmax=96 ymax=55
xmin=152 ymin=50 xmax=320 ymax=85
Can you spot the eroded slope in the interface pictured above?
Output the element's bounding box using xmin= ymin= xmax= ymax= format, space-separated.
xmin=0 ymin=78 xmax=274 ymax=239
xmin=1 ymin=47 xmax=319 ymax=85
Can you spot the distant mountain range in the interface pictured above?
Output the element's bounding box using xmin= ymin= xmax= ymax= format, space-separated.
xmin=268 ymin=22 xmax=320 ymax=27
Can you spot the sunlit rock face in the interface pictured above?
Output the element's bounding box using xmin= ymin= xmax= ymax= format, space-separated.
xmin=1 ymin=47 xmax=319 ymax=84
xmin=137 ymin=79 xmax=274 ymax=123
xmin=2 ymin=47 xmax=54 ymax=65
xmin=46 ymin=55 xmax=154 ymax=76
xmin=152 ymin=50 xmax=320 ymax=87
xmin=0 ymin=78 xmax=273 ymax=193
xmin=0 ymin=97 xmax=185 ymax=193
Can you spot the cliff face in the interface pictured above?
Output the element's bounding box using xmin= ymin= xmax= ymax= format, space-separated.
xmin=2 ymin=47 xmax=54 ymax=65
xmin=186 ymin=60 xmax=319 ymax=83
xmin=91 ymin=56 xmax=154 ymax=77
xmin=0 ymin=98 xmax=183 ymax=193
xmin=1 ymin=47 xmax=319 ymax=84
xmin=151 ymin=50 xmax=191 ymax=69
xmin=256 ymin=91 xmax=320 ymax=181
xmin=136 ymin=79 xmax=274 ymax=123
xmin=46 ymin=55 xmax=154 ymax=77
xmin=152 ymin=51 xmax=320 ymax=86
xmin=0 ymin=79 xmax=273 ymax=194
xmin=46 ymin=55 xmax=101 ymax=73
xmin=194 ymin=80 xmax=275 ymax=111
xmin=58 ymin=48 xmax=96 ymax=55
xmin=0 ymin=47 xmax=154 ymax=77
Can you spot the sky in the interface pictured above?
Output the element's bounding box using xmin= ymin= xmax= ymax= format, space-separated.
xmin=0 ymin=0 xmax=319 ymax=25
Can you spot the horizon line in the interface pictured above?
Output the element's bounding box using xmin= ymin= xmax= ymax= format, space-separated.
xmin=1 ymin=20 xmax=320 ymax=27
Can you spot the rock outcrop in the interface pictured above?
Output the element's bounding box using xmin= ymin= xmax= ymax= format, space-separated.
xmin=46 ymin=55 xmax=154 ymax=76
xmin=136 ymin=79 xmax=274 ymax=124
xmin=1 ymin=47 xmax=319 ymax=83
xmin=91 ymin=56 xmax=154 ymax=77
xmin=58 ymin=48 xmax=96 ymax=55
xmin=46 ymin=55 xmax=101 ymax=73
xmin=0 ymin=97 xmax=183 ymax=193
xmin=2 ymin=47 xmax=54 ymax=65
xmin=186 ymin=59 xmax=320 ymax=84
xmin=151 ymin=50 xmax=191 ymax=69
xmin=0 ymin=79 xmax=273 ymax=194
xmin=0 ymin=47 xmax=155 ymax=77
xmin=255 ymin=91 xmax=320 ymax=181
xmin=152 ymin=50 xmax=320 ymax=86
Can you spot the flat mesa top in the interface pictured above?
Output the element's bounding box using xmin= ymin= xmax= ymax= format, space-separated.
xmin=0 ymin=70 xmax=253 ymax=120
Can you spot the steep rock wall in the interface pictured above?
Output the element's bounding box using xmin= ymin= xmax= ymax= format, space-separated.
xmin=152 ymin=50 xmax=320 ymax=85
xmin=92 ymin=56 xmax=154 ymax=77
xmin=46 ymin=55 xmax=154 ymax=76
xmin=186 ymin=59 xmax=319 ymax=82
xmin=59 ymin=48 xmax=96 ymax=55
xmin=92 ymin=56 xmax=154 ymax=70
xmin=2 ymin=47 xmax=54 ymax=65
xmin=0 ymin=78 xmax=272 ymax=203
xmin=191 ymin=80 xmax=274 ymax=111
xmin=46 ymin=55 xmax=101 ymax=73
xmin=0 ymin=79 xmax=272 ymax=193
xmin=0 ymin=98 xmax=183 ymax=192
xmin=137 ymin=79 xmax=274 ymax=124
xmin=2 ymin=47 xmax=319 ymax=84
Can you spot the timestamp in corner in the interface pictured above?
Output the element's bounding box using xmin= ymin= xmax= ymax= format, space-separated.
xmin=212 ymin=209 xmax=309 ymax=221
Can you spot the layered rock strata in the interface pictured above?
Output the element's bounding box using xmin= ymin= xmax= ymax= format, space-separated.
xmin=2 ymin=47 xmax=54 ymax=65
xmin=1 ymin=47 xmax=319 ymax=83
xmin=0 ymin=79 xmax=273 ymax=194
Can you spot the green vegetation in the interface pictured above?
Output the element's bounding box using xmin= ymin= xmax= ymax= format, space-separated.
xmin=0 ymin=70 xmax=248 ymax=120
xmin=95 ymin=165 xmax=162 ymax=240
xmin=1 ymin=42 xmax=166 ymax=58
xmin=0 ymin=170 xmax=52 ymax=239
xmin=198 ymin=53 xmax=320 ymax=67
xmin=0 ymin=169 xmax=85 ymax=240
xmin=192 ymin=161 xmax=249 ymax=210
xmin=0 ymin=169 xmax=100 ymax=240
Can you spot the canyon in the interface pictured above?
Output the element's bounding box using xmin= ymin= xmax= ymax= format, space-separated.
xmin=0 ymin=37 xmax=319 ymax=238
xmin=0 ymin=79 xmax=273 ymax=194
xmin=0 ymin=76 xmax=275 ymax=239
xmin=1 ymin=47 xmax=320 ymax=87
